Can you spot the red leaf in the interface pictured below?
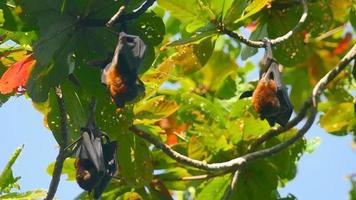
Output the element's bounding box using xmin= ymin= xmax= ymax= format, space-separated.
xmin=332 ymin=32 xmax=352 ymax=56
xmin=0 ymin=54 xmax=36 ymax=94
xmin=246 ymin=21 xmax=259 ymax=32
xmin=157 ymin=116 xmax=187 ymax=146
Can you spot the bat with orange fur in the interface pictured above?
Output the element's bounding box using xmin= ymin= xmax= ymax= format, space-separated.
xmin=240 ymin=40 xmax=293 ymax=127
xmin=101 ymin=32 xmax=146 ymax=108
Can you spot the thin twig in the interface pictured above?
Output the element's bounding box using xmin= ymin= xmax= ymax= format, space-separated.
xmin=106 ymin=5 xmax=126 ymax=27
xmin=221 ymin=0 xmax=308 ymax=48
xmin=223 ymin=170 xmax=240 ymax=200
xmin=45 ymin=86 xmax=69 ymax=200
xmin=129 ymin=44 xmax=356 ymax=172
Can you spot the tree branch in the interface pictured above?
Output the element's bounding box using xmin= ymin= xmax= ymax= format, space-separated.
xmin=82 ymin=0 xmax=156 ymax=27
xmin=106 ymin=5 xmax=126 ymax=27
xmin=45 ymin=86 xmax=69 ymax=200
xmin=129 ymin=44 xmax=356 ymax=173
xmin=221 ymin=0 xmax=308 ymax=48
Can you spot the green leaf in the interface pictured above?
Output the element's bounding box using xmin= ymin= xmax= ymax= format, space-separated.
xmin=350 ymin=5 xmax=356 ymax=30
xmin=0 ymin=189 xmax=46 ymax=199
xmin=46 ymin=81 xmax=88 ymax=146
xmin=157 ymin=0 xmax=200 ymax=24
xmin=284 ymin=67 xmax=312 ymax=111
xmin=47 ymin=158 xmax=76 ymax=181
xmin=172 ymin=36 xmax=216 ymax=74
xmin=168 ymin=30 xmax=217 ymax=47
xmin=0 ymin=9 xmax=4 ymax=27
xmin=349 ymin=179 xmax=356 ymax=200
xmin=320 ymin=102 xmax=355 ymax=135
xmin=0 ymin=0 xmax=33 ymax=31
xmin=223 ymin=0 xmax=248 ymax=26
xmin=158 ymin=167 xmax=201 ymax=190
xmin=196 ymin=175 xmax=230 ymax=200
xmin=188 ymin=136 xmax=208 ymax=160
xmin=141 ymin=57 xmax=175 ymax=99
xmin=305 ymin=136 xmax=321 ymax=154
xmin=234 ymin=0 xmax=271 ymax=24
xmin=157 ymin=0 xmax=212 ymax=32
xmin=127 ymin=12 xmax=165 ymax=46
xmin=0 ymin=145 xmax=23 ymax=193
xmin=241 ymin=22 xmax=267 ymax=60
xmin=199 ymin=51 xmax=238 ymax=91
xmin=178 ymin=93 xmax=226 ymax=127
xmin=118 ymin=133 xmax=153 ymax=187
xmin=134 ymin=95 xmax=179 ymax=125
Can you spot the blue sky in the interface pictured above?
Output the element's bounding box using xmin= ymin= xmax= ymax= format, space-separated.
xmin=1 ymin=95 xmax=355 ymax=199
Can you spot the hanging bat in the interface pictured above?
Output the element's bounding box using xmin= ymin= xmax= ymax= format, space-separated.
xmin=75 ymin=128 xmax=117 ymax=199
xmin=240 ymin=41 xmax=293 ymax=127
xmin=101 ymin=32 xmax=147 ymax=108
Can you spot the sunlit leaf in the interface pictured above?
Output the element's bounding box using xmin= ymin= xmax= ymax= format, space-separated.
xmin=305 ymin=136 xmax=321 ymax=154
xmin=0 ymin=145 xmax=23 ymax=193
xmin=196 ymin=175 xmax=230 ymax=200
xmin=47 ymin=158 xmax=76 ymax=181
xmin=200 ymin=51 xmax=238 ymax=91
xmin=223 ymin=0 xmax=248 ymax=27
xmin=235 ymin=0 xmax=271 ymax=24
xmin=320 ymin=102 xmax=355 ymax=135
xmin=134 ymin=95 xmax=179 ymax=125
xmin=0 ymin=189 xmax=46 ymax=199
xmin=0 ymin=54 xmax=35 ymax=94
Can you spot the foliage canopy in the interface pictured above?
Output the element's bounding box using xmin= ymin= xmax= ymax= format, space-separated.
xmin=0 ymin=0 xmax=355 ymax=199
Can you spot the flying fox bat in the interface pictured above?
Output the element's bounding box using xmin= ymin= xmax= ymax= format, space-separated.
xmin=75 ymin=128 xmax=117 ymax=199
xmin=240 ymin=41 xmax=293 ymax=127
xmin=101 ymin=32 xmax=146 ymax=108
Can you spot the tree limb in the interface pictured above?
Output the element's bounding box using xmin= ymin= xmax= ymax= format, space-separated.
xmin=83 ymin=0 xmax=156 ymax=27
xmin=221 ymin=0 xmax=308 ymax=48
xmin=130 ymin=43 xmax=356 ymax=172
xmin=45 ymin=86 xmax=69 ymax=200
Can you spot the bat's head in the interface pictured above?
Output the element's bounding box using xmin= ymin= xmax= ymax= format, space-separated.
xmin=75 ymin=158 xmax=101 ymax=191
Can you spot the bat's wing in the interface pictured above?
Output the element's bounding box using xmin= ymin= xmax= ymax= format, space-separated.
xmin=275 ymin=88 xmax=293 ymax=126
xmin=93 ymin=140 xmax=118 ymax=199
xmin=101 ymin=32 xmax=146 ymax=84
xmin=118 ymin=32 xmax=147 ymax=73
xmin=78 ymin=131 xmax=105 ymax=173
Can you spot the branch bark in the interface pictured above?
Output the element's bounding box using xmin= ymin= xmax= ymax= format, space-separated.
xmin=45 ymin=86 xmax=69 ymax=200
xmin=221 ymin=0 xmax=308 ymax=48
